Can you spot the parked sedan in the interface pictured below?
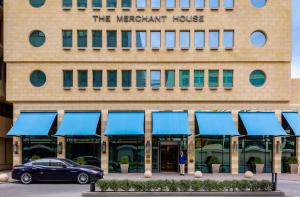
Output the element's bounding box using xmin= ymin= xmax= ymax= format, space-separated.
xmin=12 ymin=158 xmax=104 ymax=184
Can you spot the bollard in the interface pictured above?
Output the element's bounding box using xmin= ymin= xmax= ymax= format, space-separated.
xmin=90 ymin=174 xmax=96 ymax=192
xmin=272 ymin=173 xmax=277 ymax=191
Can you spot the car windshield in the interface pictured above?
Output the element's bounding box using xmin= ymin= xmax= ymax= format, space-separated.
xmin=60 ymin=158 xmax=79 ymax=167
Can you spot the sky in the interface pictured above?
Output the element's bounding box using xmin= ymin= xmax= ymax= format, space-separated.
xmin=292 ymin=0 xmax=300 ymax=78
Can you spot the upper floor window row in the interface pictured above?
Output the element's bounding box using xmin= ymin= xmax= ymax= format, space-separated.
xmin=62 ymin=29 xmax=234 ymax=50
xmin=62 ymin=0 xmax=234 ymax=10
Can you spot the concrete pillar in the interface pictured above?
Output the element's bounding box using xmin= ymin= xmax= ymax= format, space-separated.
xmin=273 ymin=136 xmax=282 ymax=173
xmin=57 ymin=110 xmax=65 ymax=158
xmin=12 ymin=136 xmax=22 ymax=165
xmin=101 ymin=109 xmax=109 ymax=174
xmin=230 ymin=136 xmax=239 ymax=174
xmin=144 ymin=110 xmax=152 ymax=172
xmin=188 ymin=110 xmax=195 ymax=174
xmin=296 ymin=137 xmax=300 ymax=173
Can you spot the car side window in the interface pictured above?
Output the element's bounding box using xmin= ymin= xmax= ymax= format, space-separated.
xmin=32 ymin=159 xmax=51 ymax=166
xmin=50 ymin=160 xmax=66 ymax=167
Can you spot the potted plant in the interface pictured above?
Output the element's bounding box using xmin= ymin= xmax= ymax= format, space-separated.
xmin=120 ymin=156 xmax=129 ymax=173
xmin=288 ymin=156 xmax=298 ymax=174
xmin=254 ymin=157 xmax=264 ymax=174
xmin=208 ymin=156 xmax=221 ymax=173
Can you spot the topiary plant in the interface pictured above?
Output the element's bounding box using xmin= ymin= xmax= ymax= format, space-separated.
xmin=254 ymin=157 xmax=263 ymax=164
xmin=208 ymin=156 xmax=221 ymax=165
xmin=288 ymin=156 xmax=298 ymax=164
xmin=120 ymin=156 xmax=129 ymax=164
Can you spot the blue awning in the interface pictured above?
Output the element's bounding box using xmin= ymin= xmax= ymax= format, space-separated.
xmin=152 ymin=112 xmax=191 ymax=135
xmin=239 ymin=112 xmax=286 ymax=136
xmin=282 ymin=112 xmax=300 ymax=136
xmin=7 ymin=112 xmax=57 ymax=136
xmin=195 ymin=112 xmax=239 ymax=136
xmin=56 ymin=112 xmax=101 ymax=136
xmin=105 ymin=112 xmax=144 ymax=136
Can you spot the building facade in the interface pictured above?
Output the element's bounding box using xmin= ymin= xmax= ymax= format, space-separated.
xmin=3 ymin=0 xmax=300 ymax=174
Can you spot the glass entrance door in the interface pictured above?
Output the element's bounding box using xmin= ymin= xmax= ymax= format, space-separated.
xmin=160 ymin=143 xmax=179 ymax=172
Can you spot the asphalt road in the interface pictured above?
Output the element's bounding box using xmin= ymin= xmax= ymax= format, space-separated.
xmin=0 ymin=180 xmax=300 ymax=197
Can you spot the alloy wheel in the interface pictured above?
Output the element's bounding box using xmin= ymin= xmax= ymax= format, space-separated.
xmin=20 ymin=172 xmax=32 ymax=184
xmin=77 ymin=172 xmax=89 ymax=184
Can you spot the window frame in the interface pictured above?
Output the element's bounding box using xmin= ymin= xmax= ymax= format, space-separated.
xmin=62 ymin=30 xmax=73 ymax=49
xmin=92 ymin=0 xmax=102 ymax=9
xmin=77 ymin=70 xmax=88 ymax=89
xmin=223 ymin=70 xmax=234 ymax=89
xmin=92 ymin=30 xmax=102 ymax=49
xmin=165 ymin=0 xmax=175 ymax=10
xmin=63 ymin=70 xmax=73 ymax=89
xmin=107 ymin=30 xmax=117 ymax=49
xmin=223 ymin=30 xmax=234 ymax=50
xmin=150 ymin=70 xmax=161 ymax=89
xmin=180 ymin=0 xmax=190 ymax=10
xmin=122 ymin=70 xmax=132 ymax=89
xmin=179 ymin=31 xmax=190 ymax=49
xmin=208 ymin=70 xmax=219 ymax=89
xmin=209 ymin=30 xmax=220 ymax=50
xmin=165 ymin=31 xmax=176 ymax=49
xmin=121 ymin=31 xmax=132 ymax=49
xmin=92 ymin=70 xmax=103 ymax=89
xmin=107 ymin=70 xmax=117 ymax=89
xmin=150 ymin=31 xmax=161 ymax=49
xmin=194 ymin=30 xmax=205 ymax=49
xmin=151 ymin=0 xmax=161 ymax=9
xmin=179 ymin=70 xmax=190 ymax=88
xmin=77 ymin=0 xmax=87 ymax=9
xmin=136 ymin=70 xmax=147 ymax=89
xmin=136 ymin=0 xmax=146 ymax=9
xmin=209 ymin=0 xmax=219 ymax=10
xmin=165 ymin=70 xmax=175 ymax=89
xmin=224 ymin=0 xmax=234 ymax=10
xmin=194 ymin=70 xmax=204 ymax=89
xmin=77 ymin=30 xmax=87 ymax=49
xmin=107 ymin=0 xmax=117 ymax=9
xmin=136 ymin=31 xmax=146 ymax=49
xmin=63 ymin=0 xmax=72 ymax=9
xmin=195 ymin=0 xmax=205 ymax=10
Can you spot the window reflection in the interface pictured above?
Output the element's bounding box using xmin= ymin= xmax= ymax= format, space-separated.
xmin=209 ymin=31 xmax=219 ymax=49
xmin=151 ymin=31 xmax=161 ymax=49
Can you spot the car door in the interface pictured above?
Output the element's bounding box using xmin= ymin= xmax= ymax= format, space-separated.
xmin=31 ymin=159 xmax=52 ymax=181
xmin=48 ymin=159 xmax=73 ymax=181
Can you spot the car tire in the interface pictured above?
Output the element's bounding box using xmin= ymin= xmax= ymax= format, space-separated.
xmin=77 ymin=172 xmax=89 ymax=184
xmin=20 ymin=172 xmax=33 ymax=184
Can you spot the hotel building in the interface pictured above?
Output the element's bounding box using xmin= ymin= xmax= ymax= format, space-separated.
xmin=3 ymin=0 xmax=300 ymax=174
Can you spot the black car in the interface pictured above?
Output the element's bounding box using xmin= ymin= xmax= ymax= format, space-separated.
xmin=12 ymin=158 xmax=104 ymax=184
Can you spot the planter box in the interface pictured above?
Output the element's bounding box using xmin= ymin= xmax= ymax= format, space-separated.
xmin=289 ymin=164 xmax=299 ymax=174
xmin=255 ymin=164 xmax=264 ymax=174
xmin=211 ymin=164 xmax=220 ymax=173
xmin=82 ymin=191 xmax=287 ymax=197
xmin=120 ymin=164 xmax=129 ymax=173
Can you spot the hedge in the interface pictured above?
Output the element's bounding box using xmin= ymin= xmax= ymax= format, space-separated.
xmin=96 ymin=179 xmax=273 ymax=192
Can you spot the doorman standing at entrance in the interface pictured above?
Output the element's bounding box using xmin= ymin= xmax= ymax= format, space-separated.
xmin=179 ymin=151 xmax=187 ymax=175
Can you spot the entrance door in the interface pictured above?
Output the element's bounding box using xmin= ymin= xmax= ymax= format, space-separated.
xmin=160 ymin=143 xmax=179 ymax=172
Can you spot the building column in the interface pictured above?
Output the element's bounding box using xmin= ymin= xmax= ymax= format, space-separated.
xmin=12 ymin=136 xmax=22 ymax=166
xmin=144 ymin=110 xmax=152 ymax=172
xmin=230 ymin=136 xmax=239 ymax=174
xmin=101 ymin=109 xmax=109 ymax=174
xmin=273 ymin=136 xmax=282 ymax=173
xmin=296 ymin=137 xmax=300 ymax=173
xmin=57 ymin=110 xmax=65 ymax=159
xmin=188 ymin=110 xmax=195 ymax=174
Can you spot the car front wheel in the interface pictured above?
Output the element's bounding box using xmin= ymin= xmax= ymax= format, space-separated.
xmin=20 ymin=172 xmax=32 ymax=184
xmin=77 ymin=172 xmax=89 ymax=184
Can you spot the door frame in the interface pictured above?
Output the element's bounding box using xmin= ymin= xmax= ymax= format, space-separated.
xmin=158 ymin=141 xmax=180 ymax=172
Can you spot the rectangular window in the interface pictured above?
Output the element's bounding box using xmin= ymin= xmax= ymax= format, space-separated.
xmin=92 ymin=0 xmax=102 ymax=8
xmin=151 ymin=0 xmax=160 ymax=9
xmin=224 ymin=30 xmax=234 ymax=49
xmin=165 ymin=70 xmax=175 ymax=88
xmin=179 ymin=70 xmax=190 ymax=88
xmin=194 ymin=70 xmax=204 ymax=88
xmin=136 ymin=0 xmax=146 ymax=9
xmin=151 ymin=70 xmax=161 ymax=88
xmin=107 ymin=31 xmax=117 ymax=48
xmin=195 ymin=0 xmax=204 ymax=9
xmin=209 ymin=70 xmax=219 ymax=88
xmin=166 ymin=0 xmax=175 ymax=9
xmin=180 ymin=31 xmax=190 ymax=49
xmin=62 ymin=30 xmax=72 ymax=48
xmin=63 ymin=0 xmax=72 ymax=8
xmin=180 ymin=0 xmax=189 ymax=9
xmin=122 ymin=70 xmax=132 ymax=88
xmin=194 ymin=31 xmax=205 ymax=49
xmin=107 ymin=70 xmax=117 ymax=88
xmin=93 ymin=70 xmax=102 ymax=88
xmin=223 ymin=70 xmax=233 ymax=88
xmin=136 ymin=31 xmax=146 ymax=48
xmin=224 ymin=0 xmax=234 ymax=9
xmin=209 ymin=0 xmax=219 ymax=9
xmin=209 ymin=31 xmax=219 ymax=49
xmin=107 ymin=0 xmax=116 ymax=8
xmin=77 ymin=0 xmax=87 ymax=8
xmin=165 ymin=31 xmax=175 ymax=49
xmin=122 ymin=0 xmax=131 ymax=8
xmin=77 ymin=30 xmax=87 ymax=48
xmin=63 ymin=70 xmax=73 ymax=88
xmin=151 ymin=31 xmax=161 ymax=49
xmin=92 ymin=31 xmax=102 ymax=48
xmin=78 ymin=70 xmax=88 ymax=88
xmin=122 ymin=31 xmax=132 ymax=48
xmin=136 ymin=70 xmax=146 ymax=88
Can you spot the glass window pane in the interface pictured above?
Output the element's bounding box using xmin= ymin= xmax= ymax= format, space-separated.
xmin=92 ymin=0 xmax=102 ymax=7
xmin=180 ymin=70 xmax=190 ymax=87
xmin=29 ymin=31 xmax=45 ymax=47
xmin=251 ymin=31 xmax=267 ymax=48
xmin=180 ymin=31 xmax=190 ymax=49
xmin=151 ymin=0 xmax=160 ymax=8
xmin=63 ymin=70 xmax=73 ymax=88
xmin=63 ymin=0 xmax=72 ymax=7
xmin=165 ymin=70 xmax=175 ymax=88
xmin=151 ymin=31 xmax=161 ymax=49
xmin=224 ymin=30 xmax=234 ymax=49
xmin=122 ymin=0 xmax=131 ymax=7
xmin=77 ymin=0 xmax=87 ymax=7
xmin=107 ymin=70 xmax=117 ymax=87
xmin=30 ymin=70 xmax=46 ymax=87
xmin=136 ymin=0 xmax=146 ymax=8
xmin=209 ymin=70 xmax=219 ymax=87
xmin=122 ymin=31 xmax=132 ymax=48
xmin=165 ymin=31 xmax=175 ymax=49
xmin=251 ymin=0 xmax=267 ymax=8
xmin=209 ymin=0 xmax=219 ymax=9
xmin=194 ymin=31 xmax=205 ymax=49
xmin=92 ymin=31 xmax=102 ymax=48
xmin=224 ymin=0 xmax=234 ymax=9
xmin=151 ymin=70 xmax=161 ymax=88
xmin=194 ymin=70 xmax=204 ymax=88
xmin=107 ymin=0 xmax=116 ymax=7
xmin=195 ymin=0 xmax=204 ymax=9
xmin=136 ymin=31 xmax=146 ymax=48
xmin=249 ymin=70 xmax=266 ymax=87
xmin=180 ymin=0 xmax=189 ymax=8
xmin=107 ymin=31 xmax=117 ymax=48
xmin=209 ymin=31 xmax=219 ymax=49
xmin=136 ymin=70 xmax=146 ymax=87
xmin=77 ymin=30 xmax=87 ymax=48
xmin=122 ymin=70 xmax=132 ymax=87
xmin=93 ymin=70 xmax=102 ymax=88
xmin=223 ymin=70 xmax=233 ymax=88
xmin=63 ymin=30 xmax=72 ymax=48
xmin=78 ymin=70 xmax=88 ymax=88
xmin=166 ymin=0 xmax=175 ymax=9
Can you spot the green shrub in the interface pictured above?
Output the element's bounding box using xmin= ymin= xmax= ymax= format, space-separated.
xmin=97 ymin=180 xmax=109 ymax=192
xmin=258 ymin=180 xmax=273 ymax=191
xmin=288 ymin=156 xmax=298 ymax=164
xmin=119 ymin=180 xmax=131 ymax=191
xmin=191 ymin=180 xmax=202 ymax=192
xmin=157 ymin=180 xmax=168 ymax=192
xmin=109 ymin=180 xmax=119 ymax=192
xmin=236 ymin=180 xmax=249 ymax=191
xmin=254 ymin=157 xmax=264 ymax=164
xmin=166 ymin=180 xmax=178 ymax=192
xmin=31 ymin=155 xmax=40 ymax=161
xmin=119 ymin=156 xmax=129 ymax=164
xmin=74 ymin=157 xmax=87 ymax=165
xmin=208 ymin=156 xmax=221 ymax=165
xmin=178 ymin=180 xmax=191 ymax=192
xmin=131 ymin=181 xmax=145 ymax=192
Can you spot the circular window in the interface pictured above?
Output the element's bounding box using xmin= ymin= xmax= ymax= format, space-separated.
xmin=29 ymin=31 xmax=46 ymax=47
xmin=30 ymin=70 xmax=46 ymax=87
xmin=251 ymin=0 xmax=267 ymax=8
xmin=29 ymin=0 xmax=46 ymax=8
xmin=250 ymin=31 xmax=267 ymax=48
xmin=249 ymin=70 xmax=266 ymax=87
